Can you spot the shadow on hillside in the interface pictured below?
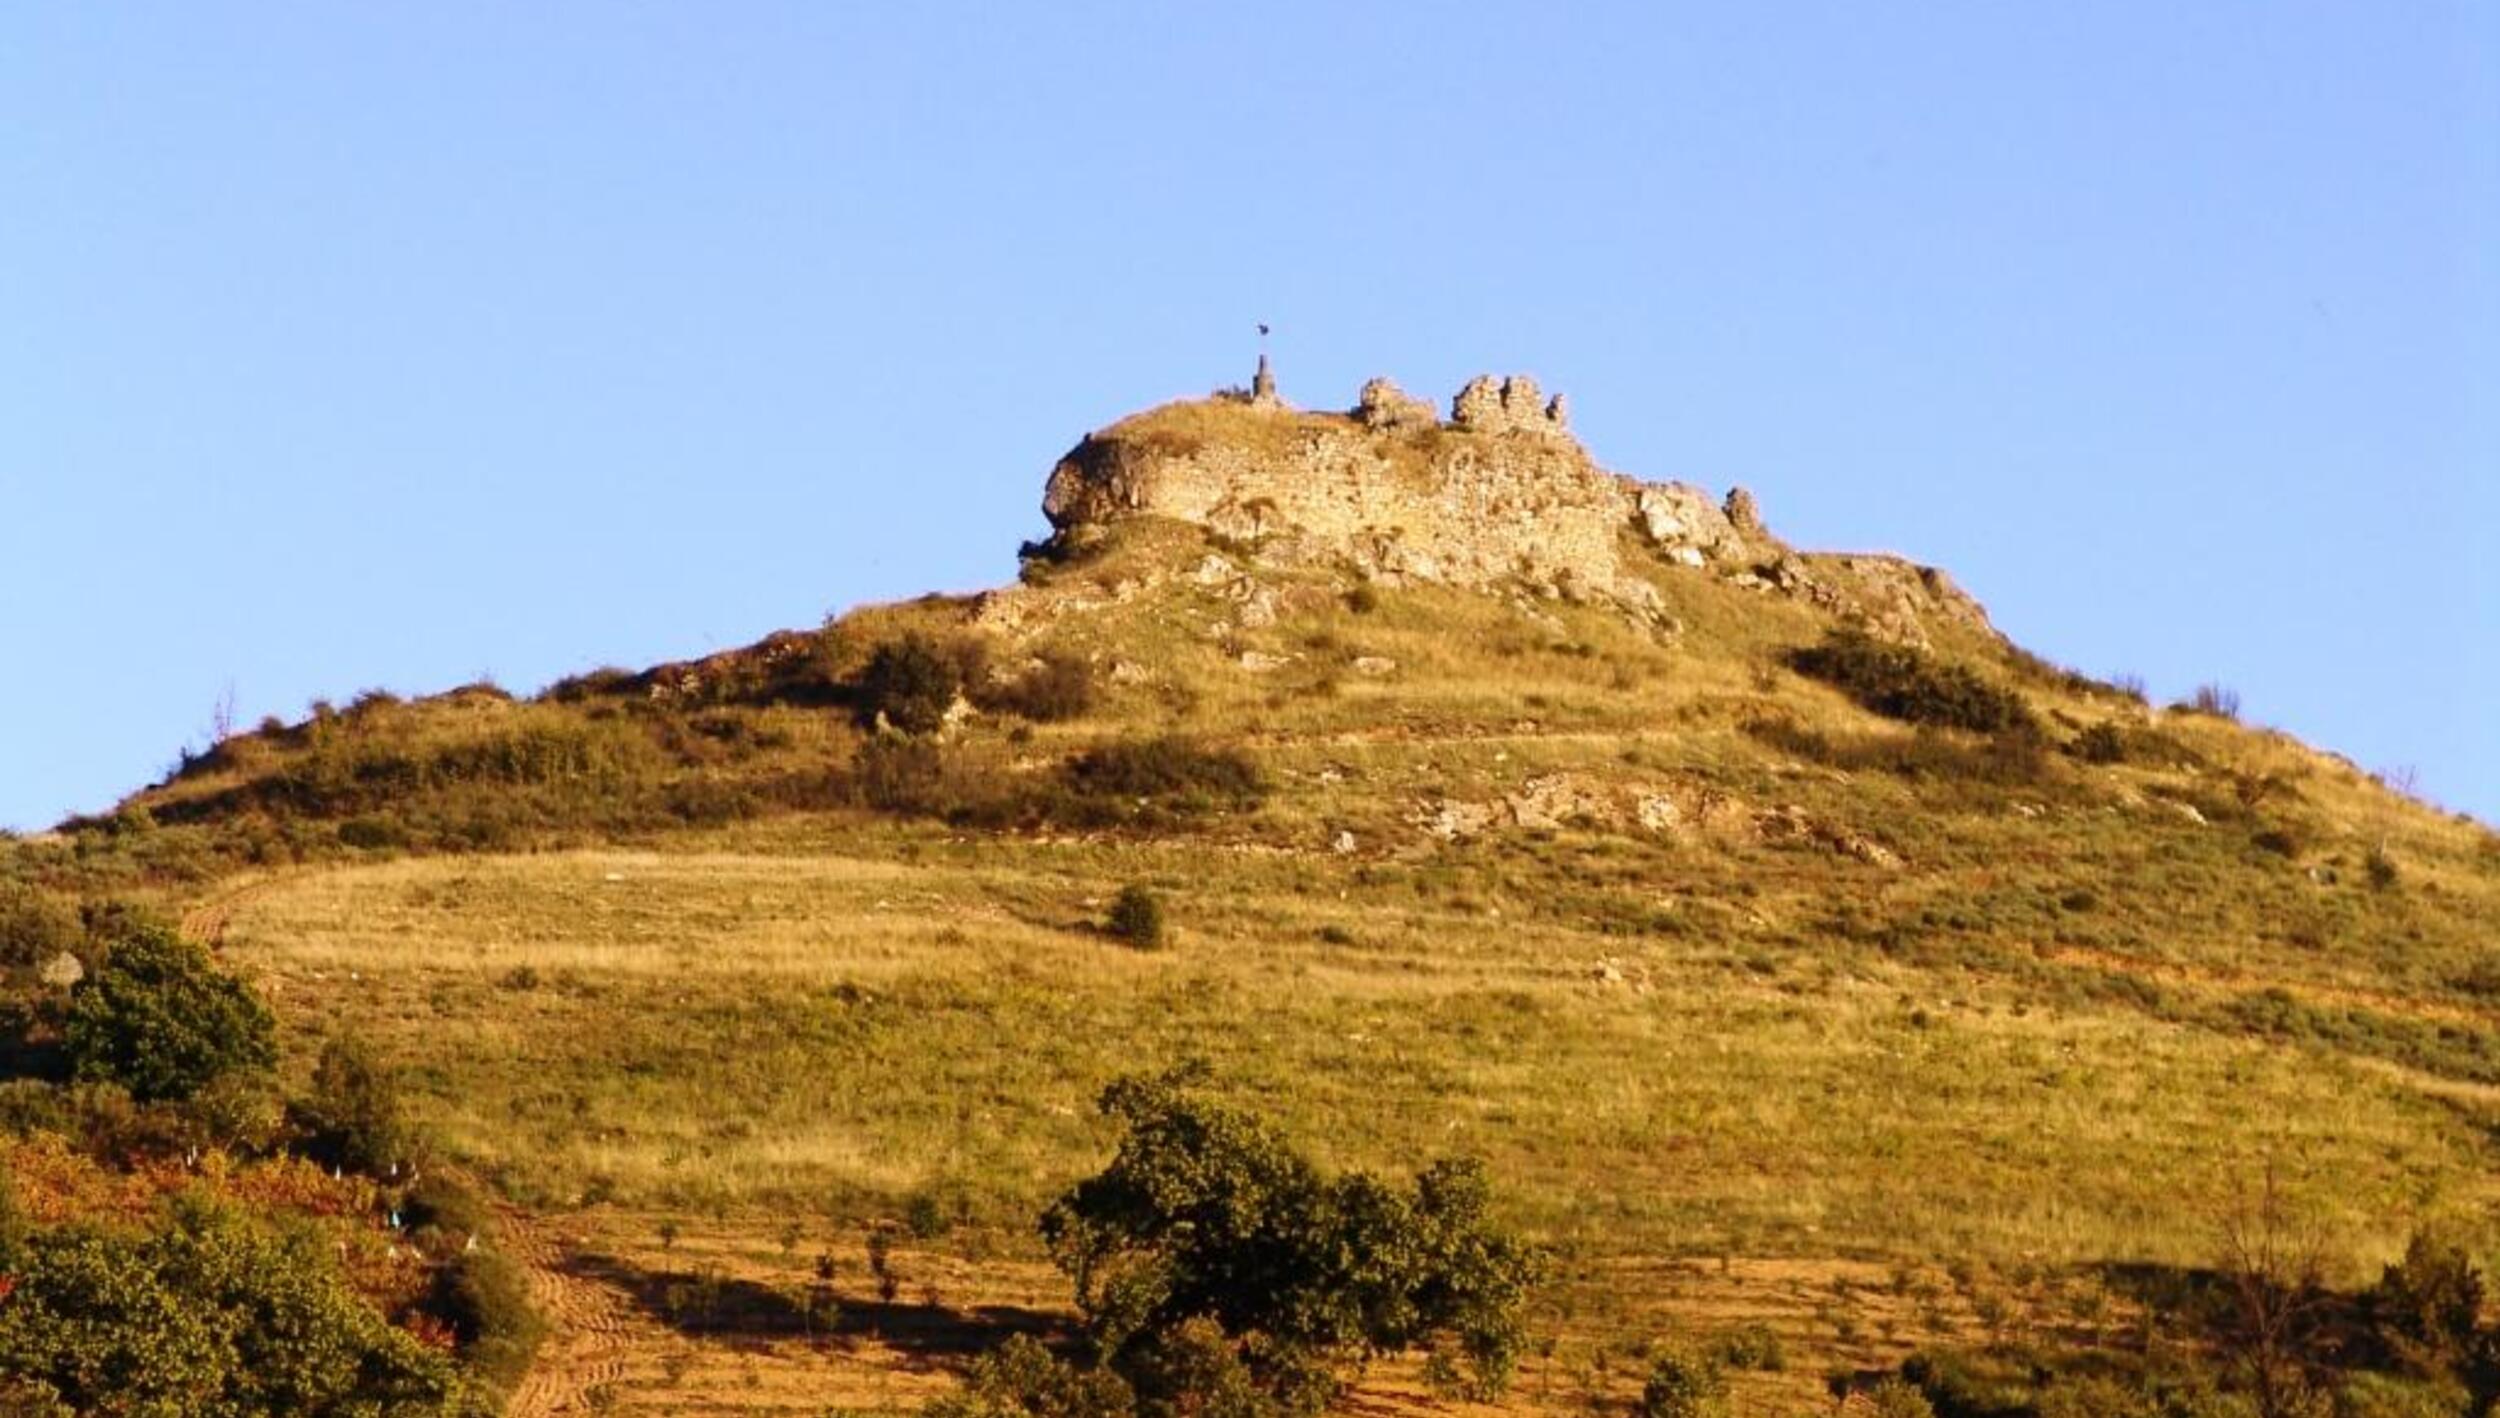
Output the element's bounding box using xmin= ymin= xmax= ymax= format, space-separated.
xmin=568 ymin=1250 xmax=1067 ymax=1361
xmin=2096 ymin=1259 xmax=2226 ymax=1325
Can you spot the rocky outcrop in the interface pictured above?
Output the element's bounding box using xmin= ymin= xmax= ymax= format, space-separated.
xmin=1041 ymin=374 xmax=1758 ymax=616
xmin=1036 ymin=372 xmax=1993 ymax=641
xmin=1414 ymin=771 xmax=1902 ymax=867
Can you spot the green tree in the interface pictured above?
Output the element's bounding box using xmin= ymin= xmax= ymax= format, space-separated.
xmin=858 ymin=634 xmax=966 ymax=736
xmin=1637 ymin=1349 xmax=1728 ymax=1418
xmin=63 ymin=925 xmax=277 ymax=1103
xmin=1039 ymin=1067 xmax=1536 ymax=1408
xmin=302 ymin=1037 xmax=413 ymax=1174
xmin=925 ymin=1334 xmax=1138 ymax=1418
xmin=0 ymin=1193 xmax=459 ymax=1416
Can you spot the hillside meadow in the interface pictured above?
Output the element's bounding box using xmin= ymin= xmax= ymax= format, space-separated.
xmin=8 ymin=514 xmax=2498 ymax=1413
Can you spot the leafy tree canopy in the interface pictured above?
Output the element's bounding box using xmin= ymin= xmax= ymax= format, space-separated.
xmin=1039 ymin=1066 xmax=1536 ymax=1407
xmin=63 ymin=923 xmax=277 ymax=1103
xmin=0 ymin=1192 xmax=460 ymax=1417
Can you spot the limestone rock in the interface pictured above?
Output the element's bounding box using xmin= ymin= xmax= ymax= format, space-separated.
xmin=38 ymin=951 xmax=84 ymax=989
xmin=1635 ymin=795 xmax=1682 ymax=832
xmin=1038 ymin=373 xmax=1995 ymax=643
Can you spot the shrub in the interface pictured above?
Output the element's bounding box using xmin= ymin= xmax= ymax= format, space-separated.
xmin=2334 ymin=1371 xmax=2475 ymax=1418
xmin=858 ymin=633 xmax=968 ymax=735
xmin=1637 ymin=1350 xmax=1728 ymax=1418
xmin=299 ymin=1037 xmax=414 ymax=1174
xmin=2068 ymin=722 xmax=2127 ymax=765
xmin=1065 ymin=738 xmax=1264 ymax=809
xmin=63 ymin=924 xmax=276 ymax=1104
xmin=1122 ymin=1314 xmax=1291 ymax=1418
xmin=1039 ymin=1068 xmax=1536 ymax=1404
xmin=2368 ymin=1229 xmax=2485 ymax=1374
xmin=1345 ymin=583 xmax=1380 ymax=615
xmin=0 ymin=1193 xmax=459 ymax=1414
xmin=852 ymin=739 xmax=1023 ymax=824
xmin=432 ymin=1243 xmax=544 ymax=1395
xmin=1107 ymin=887 xmax=1170 ymax=950
xmin=544 ymin=666 xmax=640 ymax=703
xmin=1709 ymin=1321 xmax=1785 ymax=1371
xmin=856 ymin=737 xmax=954 ymax=814
xmin=337 ymin=816 xmax=410 ymax=851
xmin=986 ymin=650 xmax=1099 ymax=723
xmin=0 ymin=882 xmax=81 ymax=971
xmin=1898 ymin=1351 xmax=2029 ymax=1417
xmin=924 ymin=1334 xmax=1138 ymax=1418
xmin=182 ymin=1069 xmax=286 ymax=1154
xmin=1745 ymin=717 xmax=2047 ymax=788
xmin=403 ymin=1175 xmax=493 ymax=1250
xmin=2367 ymin=848 xmax=2401 ymax=892
xmin=1864 ymin=1378 xmax=1939 ymax=1418
xmin=2191 ymin=683 xmax=2242 ymax=719
xmin=1789 ymin=630 xmax=2038 ymax=736
xmin=904 ymin=1187 xmax=957 ymax=1241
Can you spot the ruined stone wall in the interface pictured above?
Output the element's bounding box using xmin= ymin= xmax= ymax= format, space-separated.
xmin=1036 ymin=373 xmax=1996 ymax=642
xmin=1041 ymin=375 xmax=1760 ymax=613
xmin=1450 ymin=375 xmax=1571 ymax=437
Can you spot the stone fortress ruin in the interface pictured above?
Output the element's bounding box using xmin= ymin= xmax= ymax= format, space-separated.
xmin=1036 ymin=356 xmax=1988 ymax=643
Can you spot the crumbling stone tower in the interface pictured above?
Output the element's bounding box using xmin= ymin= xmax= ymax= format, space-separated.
xmin=1451 ymin=375 xmax=1571 ymax=436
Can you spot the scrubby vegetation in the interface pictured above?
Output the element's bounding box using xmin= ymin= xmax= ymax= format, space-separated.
xmin=0 ymin=1190 xmax=461 ymax=1415
xmin=859 ymin=632 xmax=974 ymax=735
xmin=0 ymin=897 xmax=540 ymax=1412
xmin=1835 ymin=1214 xmax=2500 ymax=1418
xmin=979 ymin=647 xmax=1100 ymax=723
xmin=299 ymin=1037 xmax=415 ymax=1175
xmin=1791 ymin=629 xmax=2038 ymax=736
xmin=3 ymin=511 xmax=2490 ymax=1412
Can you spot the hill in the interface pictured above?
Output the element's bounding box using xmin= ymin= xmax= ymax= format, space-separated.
xmin=4 ymin=366 xmax=2497 ymax=1415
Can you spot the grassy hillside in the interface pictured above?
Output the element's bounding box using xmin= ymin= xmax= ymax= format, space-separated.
xmin=5 ymin=492 xmax=2496 ymax=1414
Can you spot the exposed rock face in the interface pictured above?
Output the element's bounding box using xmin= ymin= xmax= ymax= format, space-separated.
xmin=1037 ymin=373 xmax=1993 ymax=640
xmin=1042 ymin=375 xmax=1753 ymax=614
xmin=1414 ymin=771 xmax=1903 ymax=867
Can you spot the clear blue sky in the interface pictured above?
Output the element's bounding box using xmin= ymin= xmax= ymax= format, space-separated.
xmin=3 ymin=4 xmax=2494 ymax=829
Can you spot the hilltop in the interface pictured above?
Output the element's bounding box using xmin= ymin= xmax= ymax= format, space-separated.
xmin=4 ymin=365 xmax=2498 ymax=1415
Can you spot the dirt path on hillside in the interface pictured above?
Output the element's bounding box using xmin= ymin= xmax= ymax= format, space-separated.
xmin=179 ymin=874 xmax=280 ymax=947
xmin=500 ymin=1207 xmax=642 ymax=1417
